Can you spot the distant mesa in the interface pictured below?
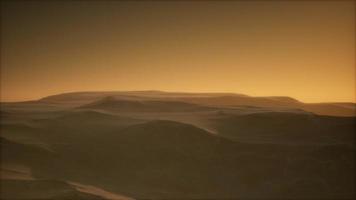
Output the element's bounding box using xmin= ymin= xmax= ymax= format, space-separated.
xmin=4 ymin=90 xmax=355 ymax=116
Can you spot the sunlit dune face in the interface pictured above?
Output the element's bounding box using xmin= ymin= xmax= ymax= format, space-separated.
xmin=0 ymin=1 xmax=355 ymax=102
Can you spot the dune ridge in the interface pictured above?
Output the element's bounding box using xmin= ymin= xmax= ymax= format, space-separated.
xmin=1 ymin=91 xmax=355 ymax=199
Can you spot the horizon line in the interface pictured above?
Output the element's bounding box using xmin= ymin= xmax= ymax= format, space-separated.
xmin=1 ymin=90 xmax=355 ymax=104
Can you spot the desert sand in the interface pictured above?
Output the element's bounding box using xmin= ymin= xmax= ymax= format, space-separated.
xmin=1 ymin=91 xmax=355 ymax=199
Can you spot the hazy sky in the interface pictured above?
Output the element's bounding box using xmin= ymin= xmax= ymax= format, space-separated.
xmin=1 ymin=1 xmax=355 ymax=102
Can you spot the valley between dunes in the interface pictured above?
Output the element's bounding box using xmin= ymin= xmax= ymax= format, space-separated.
xmin=1 ymin=91 xmax=355 ymax=199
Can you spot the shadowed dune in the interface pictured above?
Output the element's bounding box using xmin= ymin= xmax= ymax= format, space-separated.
xmin=177 ymin=96 xmax=356 ymax=116
xmin=38 ymin=91 xmax=247 ymax=104
xmin=301 ymin=103 xmax=356 ymax=117
xmin=1 ymin=120 xmax=352 ymax=199
xmin=0 ymin=136 xmax=54 ymax=167
xmin=0 ymin=137 xmax=134 ymax=200
xmin=78 ymin=96 xmax=214 ymax=113
xmin=33 ymin=91 xmax=356 ymax=116
xmin=0 ymin=179 xmax=107 ymax=200
xmin=1 ymin=91 xmax=355 ymax=199
xmin=210 ymin=111 xmax=355 ymax=144
xmin=38 ymin=110 xmax=144 ymax=128
xmin=177 ymin=95 xmax=301 ymax=108
xmin=0 ymin=110 xmax=144 ymax=146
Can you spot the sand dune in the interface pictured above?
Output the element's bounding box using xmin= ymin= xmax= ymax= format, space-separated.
xmin=78 ymin=96 xmax=213 ymax=113
xmin=1 ymin=91 xmax=355 ymax=199
xmin=2 ymin=118 xmax=354 ymax=198
xmin=38 ymin=91 xmax=247 ymax=103
xmin=1 ymin=179 xmax=106 ymax=200
xmin=176 ymin=96 xmax=356 ymax=116
xmin=210 ymin=111 xmax=355 ymax=144
xmin=33 ymin=91 xmax=356 ymax=116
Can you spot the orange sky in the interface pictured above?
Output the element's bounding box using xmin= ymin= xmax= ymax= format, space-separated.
xmin=1 ymin=1 xmax=355 ymax=103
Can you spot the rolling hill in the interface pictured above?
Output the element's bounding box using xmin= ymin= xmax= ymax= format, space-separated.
xmin=34 ymin=91 xmax=356 ymax=116
xmin=210 ymin=111 xmax=355 ymax=144
xmin=78 ymin=96 xmax=214 ymax=113
xmin=1 ymin=91 xmax=355 ymax=199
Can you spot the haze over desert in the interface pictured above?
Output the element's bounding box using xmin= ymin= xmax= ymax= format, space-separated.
xmin=1 ymin=0 xmax=355 ymax=199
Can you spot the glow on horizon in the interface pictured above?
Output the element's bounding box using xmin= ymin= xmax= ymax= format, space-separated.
xmin=1 ymin=1 xmax=355 ymax=103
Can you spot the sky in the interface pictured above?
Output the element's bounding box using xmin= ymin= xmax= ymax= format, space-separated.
xmin=1 ymin=1 xmax=355 ymax=103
